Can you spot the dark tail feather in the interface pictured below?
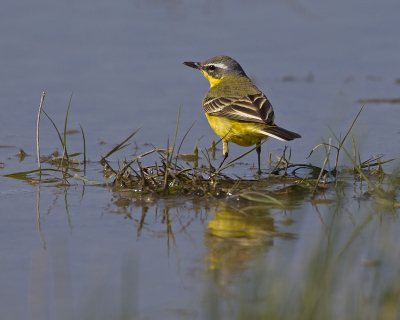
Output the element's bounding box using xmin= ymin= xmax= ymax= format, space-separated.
xmin=260 ymin=125 xmax=301 ymax=141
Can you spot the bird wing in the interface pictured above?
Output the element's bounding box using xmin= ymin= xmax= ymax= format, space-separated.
xmin=203 ymin=92 xmax=275 ymax=124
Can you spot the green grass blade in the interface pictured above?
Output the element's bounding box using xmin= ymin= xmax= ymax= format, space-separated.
xmin=104 ymin=125 xmax=142 ymax=159
xmin=361 ymin=158 xmax=395 ymax=168
xmin=3 ymin=168 xmax=64 ymax=178
xmin=340 ymin=103 xmax=365 ymax=150
xmin=67 ymin=152 xmax=82 ymax=158
xmin=41 ymin=108 xmax=65 ymax=152
xmin=80 ymin=124 xmax=86 ymax=163
xmin=62 ymin=93 xmax=73 ymax=159
xmin=168 ymin=101 xmax=181 ymax=165
xmin=73 ymin=174 xmax=101 ymax=185
xmin=175 ymin=120 xmax=196 ymax=169
xmin=312 ymin=139 xmax=331 ymax=196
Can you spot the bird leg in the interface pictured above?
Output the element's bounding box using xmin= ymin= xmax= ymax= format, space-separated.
xmin=217 ymin=141 xmax=229 ymax=171
xmin=256 ymin=143 xmax=262 ymax=175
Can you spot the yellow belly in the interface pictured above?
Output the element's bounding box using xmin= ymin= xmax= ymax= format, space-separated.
xmin=206 ymin=114 xmax=268 ymax=147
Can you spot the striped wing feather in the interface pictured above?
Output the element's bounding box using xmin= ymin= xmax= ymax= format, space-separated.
xmin=203 ymin=92 xmax=274 ymax=124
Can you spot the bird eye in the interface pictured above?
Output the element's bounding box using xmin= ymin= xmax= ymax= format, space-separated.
xmin=208 ymin=65 xmax=216 ymax=71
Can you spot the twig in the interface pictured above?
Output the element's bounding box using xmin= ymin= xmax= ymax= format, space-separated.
xmin=37 ymin=92 xmax=45 ymax=170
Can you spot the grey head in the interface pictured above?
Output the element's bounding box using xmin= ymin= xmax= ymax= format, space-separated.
xmin=183 ymin=55 xmax=247 ymax=79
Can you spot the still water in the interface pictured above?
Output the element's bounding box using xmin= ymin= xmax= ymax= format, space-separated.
xmin=1 ymin=0 xmax=400 ymax=318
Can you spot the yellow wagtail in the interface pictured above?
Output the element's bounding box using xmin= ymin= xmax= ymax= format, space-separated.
xmin=183 ymin=55 xmax=301 ymax=174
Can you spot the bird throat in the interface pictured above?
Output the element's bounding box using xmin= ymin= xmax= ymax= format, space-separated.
xmin=201 ymin=70 xmax=224 ymax=88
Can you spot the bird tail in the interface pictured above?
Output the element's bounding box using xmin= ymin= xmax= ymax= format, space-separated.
xmin=260 ymin=125 xmax=301 ymax=141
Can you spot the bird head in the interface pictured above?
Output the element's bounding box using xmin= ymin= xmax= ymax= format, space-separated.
xmin=183 ymin=55 xmax=247 ymax=87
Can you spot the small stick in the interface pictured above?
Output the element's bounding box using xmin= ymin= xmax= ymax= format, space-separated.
xmin=37 ymin=92 xmax=45 ymax=170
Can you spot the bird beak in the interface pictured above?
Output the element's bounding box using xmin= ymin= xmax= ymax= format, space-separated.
xmin=183 ymin=61 xmax=201 ymax=70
